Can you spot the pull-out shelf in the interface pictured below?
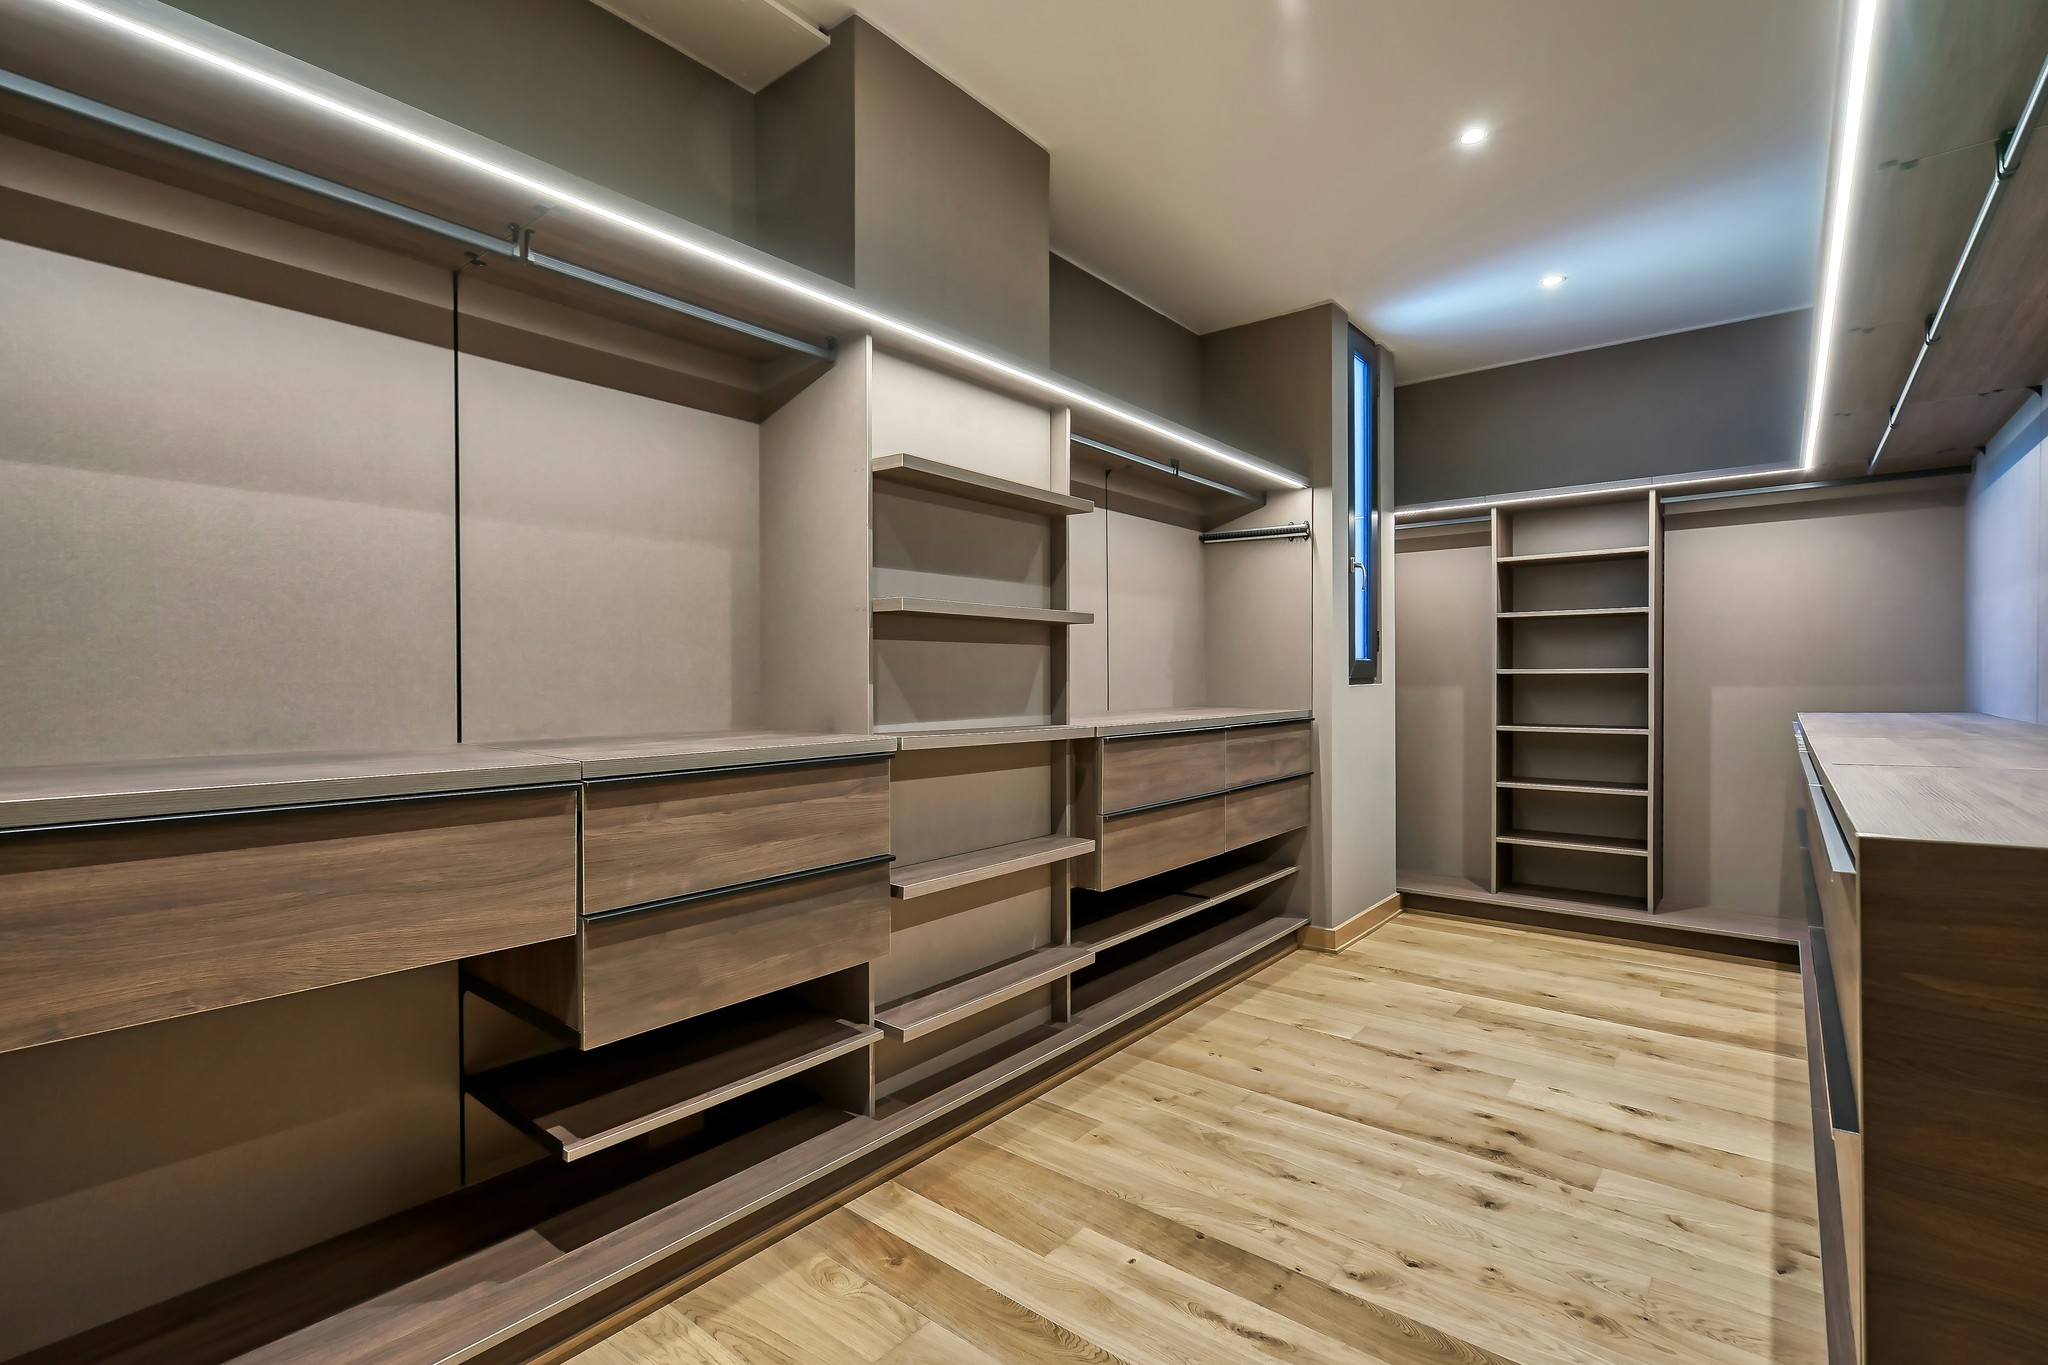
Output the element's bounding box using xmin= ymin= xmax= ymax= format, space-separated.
xmin=875 ymin=943 xmax=1095 ymax=1041
xmin=1074 ymin=856 xmax=1299 ymax=951
xmin=467 ymin=1004 xmax=879 ymax=1161
xmin=889 ymin=835 xmax=1095 ymax=898
xmin=1496 ymin=828 xmax=1649 ymax=857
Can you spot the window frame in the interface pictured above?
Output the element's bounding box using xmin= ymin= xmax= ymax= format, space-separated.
xmin=1347 ymin=327 xmax=1382 ymax=685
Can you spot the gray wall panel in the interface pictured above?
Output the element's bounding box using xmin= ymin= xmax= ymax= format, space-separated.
xmin=456 ymin=353 xmax=762 ymax=743
xmin=1395 ymin=310 xmax=1812 ymax=506
xmin=167 ymin=0 xmax=757 ymax=240
xmin=0 ymin=238 xmax=456 ymax=765
xmin=1049 ymin=254 xmax=1203 ymax=430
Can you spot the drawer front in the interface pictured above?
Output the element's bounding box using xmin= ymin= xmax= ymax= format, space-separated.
xmin=1226 ymin=721 xmax=1312 ymax=787
xmin=1091 ymin=794 xmax=1227 ymax=890
xmin=580 ymin=862 xmax=891 ymax=1046
xmin=1098 ymin=731 xmax=1226 ymax=813
xmin=0 ymin=787 xmax=578 ymax=1054
xmin=582 ymin=758 xmax=891 ymax=913
xmin=1225 ymin=777 xmax=1311 ymax=851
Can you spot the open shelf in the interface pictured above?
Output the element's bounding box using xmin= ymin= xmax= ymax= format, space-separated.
xmin=872 ymin=453 xmax=1092 ymax=517
xmin=1073 ymin=855 xmax=1298 ymax=951
xmin=1498 ymin=724 xmax=1649 ymax=735
xmin=871 ymin=597 xmax=1093 ymax=626
xmin=1497 ymin=828 xmax=1649 ymax=857
xmin=889 ymin=834 xmax=1096 ymax=899
xmin=1497 ymin=778 xmax=1649 ymax=796
xmin=1072 ymin=904 xmax=1304 ymax=1014
xmin=1498 ymin=606 xmax=1650 ymax=619
xmin=466 ymin=1001 xmax=878 ymax=1161
xmin=875 ymin=944 xmax=1094 ymax=1041
xmin=1497 ymin=545 xmax=1650 ymax=565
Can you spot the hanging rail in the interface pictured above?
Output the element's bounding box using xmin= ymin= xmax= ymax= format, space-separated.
xmin=1868 ymin=46 xmax=2048 ymax=472
xmin=1070 ymin=433 xmax=1256 ymax=501
xmin=0 ymin=67 xmax=833 ymax=361
xmin=1199 ymin=522 xmax=1310 ymax=544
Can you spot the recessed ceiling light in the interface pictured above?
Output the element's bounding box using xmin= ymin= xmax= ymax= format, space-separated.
xmin=1458 ymin=125 xmax=1490 ymax=146
xmin=1539 ymin=273 xmax=1567 ymax=289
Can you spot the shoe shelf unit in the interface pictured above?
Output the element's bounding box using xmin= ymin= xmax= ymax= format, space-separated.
xmin=1490 ymin=490 xmax=1662 ymax=913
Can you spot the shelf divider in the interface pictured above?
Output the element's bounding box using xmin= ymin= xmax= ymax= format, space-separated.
xmin=876 ymin=943 xmax=1095 ymax=1041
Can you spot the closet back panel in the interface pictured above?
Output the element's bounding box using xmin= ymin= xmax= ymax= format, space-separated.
xmin=1105 ymin=509 xmax=1208 ymax=710
xmin=1393 ymin=536 xmax=1494 ymax=884
xmin=1505 ymin=500 xmax=1649 ymax=555
xmin=870 ymin=350 xmax=1055 ymax=488
xmin=1207 ymin=488 xmax=1314 ymax=709
xmin=872 ymin=617 xmax=1058 ymax=729
xmin=871 ymin=483 xmax=1054 ymax=609
xmin=1503 ymin=559 xmax=1648 ymax=612
xmin=1501 ymin=675 xmax=1651 ymax=728
xmin=1502 ymin=616 xmax=1649 ymax=669
xmin=891 ymin=744 xmax=1058 ymax=864
xmin=0 ymin=236 xmax=456 ymax=765
xmin=877 ymin=868 xmax=1054 ymax=1004
xmin=1501 ymin=731 xmax=1652 ymax=786
xmin=457 ymin=354 xmax=762 ymax=743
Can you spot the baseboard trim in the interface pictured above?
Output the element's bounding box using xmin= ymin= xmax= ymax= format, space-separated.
xmin=1302 ymin=892 xmax=1401 ymax=951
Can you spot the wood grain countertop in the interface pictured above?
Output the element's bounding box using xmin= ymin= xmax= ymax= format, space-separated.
xmin=1799 ymin=711 xmax=2048 ymax=849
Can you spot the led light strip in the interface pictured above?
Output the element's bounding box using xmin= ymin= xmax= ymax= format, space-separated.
xmin=1800 ymin=0 xmax=1883 ymax=470
xmin=26 ymin=0 xmax=1305 ymax=490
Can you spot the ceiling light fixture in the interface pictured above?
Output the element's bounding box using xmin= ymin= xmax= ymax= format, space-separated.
xmin=1539 ymin=274 xmax=1567 ymax=289
xmin=1458 ymin=125 xmax=1490 ymax=146
xmin=23 ymin=0 xmax=1307 ymax=491
xmin=1799 ymin=0 xmax=1882 ymax=470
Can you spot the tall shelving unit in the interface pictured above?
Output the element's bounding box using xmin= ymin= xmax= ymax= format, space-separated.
xmin=1490 ymin=490 xmax=1662 ymax=912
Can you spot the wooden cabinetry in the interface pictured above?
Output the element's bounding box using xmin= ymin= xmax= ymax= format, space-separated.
xmin=1075 ymin=711 xmax=1313 ymax=891
xmin=0 ymin=752 xmax=581 ymax=1054
xmin=1796 ymin=712 xmax=2048 ymax=1365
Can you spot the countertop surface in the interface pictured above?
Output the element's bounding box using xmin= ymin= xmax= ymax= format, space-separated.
xmin=1799 ymin=711 xmax=2048 ymax=849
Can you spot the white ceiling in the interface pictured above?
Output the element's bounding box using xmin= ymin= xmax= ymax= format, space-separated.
xmin=784 ymin=0 xmax=1840 ymax=383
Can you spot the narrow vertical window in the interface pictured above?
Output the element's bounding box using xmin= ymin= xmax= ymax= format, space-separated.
xmin=1348 ymin=329 xmax=1381 ymax=684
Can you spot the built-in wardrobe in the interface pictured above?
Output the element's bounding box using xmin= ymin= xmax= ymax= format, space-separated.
xmin=0 ymin=26 xmax=1321 ymax=1365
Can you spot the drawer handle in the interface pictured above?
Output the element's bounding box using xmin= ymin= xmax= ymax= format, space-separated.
xmin=583 ymin=852 xmax=895 ymax=922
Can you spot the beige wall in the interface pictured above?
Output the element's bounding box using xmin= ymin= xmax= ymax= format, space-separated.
xmin=1395 ymin=483 xmax=1968 ymax=921
xmin=0 ymin=236 xmax=457 ymax=765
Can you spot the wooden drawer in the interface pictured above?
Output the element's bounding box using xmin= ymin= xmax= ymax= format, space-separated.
xmin=582 ymin=757 xmax=890 ymax=913
xmin=1096 ymin=730 xmax=1226 ymax=813
xmin=471 ymin=860 xmax=892 ymax=1048
xmin=1225 ymin=777 xmax=1311 ymax=851
xmin=1086 ymin=793 xmax=1227 ymax=891
xmin=1226 ymin=721 xmax=1312 ymax=787
xmin=0 ymin=787 xmax=578 ymax=1054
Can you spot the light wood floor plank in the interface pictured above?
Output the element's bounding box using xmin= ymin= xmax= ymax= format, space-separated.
xmin=575 ymin=913 xmax=1821 ymax=1365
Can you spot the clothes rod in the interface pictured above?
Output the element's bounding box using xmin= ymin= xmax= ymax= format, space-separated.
xmin=1868 ymin=46 xmax=2048 ymax=473
xmin=1199 ymin=523 xmax=1310 ymax=544
xmin=0 ymin=66 xmax=831 ymax=362
xmin=1070 ymin=433 xmax=1255 ymax=501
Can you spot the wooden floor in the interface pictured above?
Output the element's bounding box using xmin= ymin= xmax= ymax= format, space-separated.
xmin=573 ymin=911 xmax=1822 ymax=1365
